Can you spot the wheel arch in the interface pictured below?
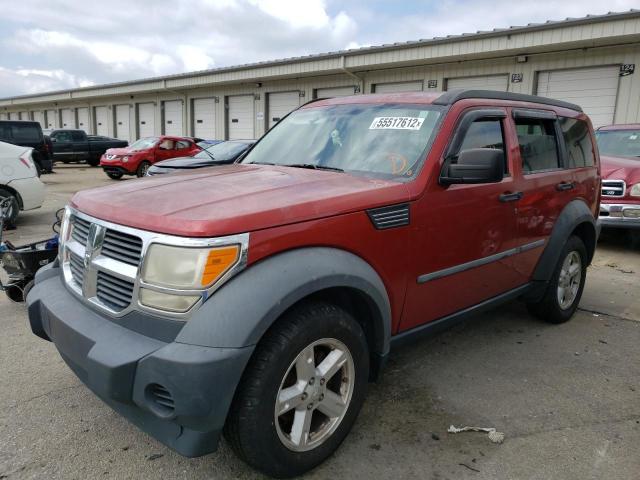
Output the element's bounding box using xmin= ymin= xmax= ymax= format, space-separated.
xmin=0 ymin=184 xmax=24 ymax=210
xmin=524 ymin=199 xmax=598 ymax=301
xmin=177 ymin=247 xmax=392 ymax=378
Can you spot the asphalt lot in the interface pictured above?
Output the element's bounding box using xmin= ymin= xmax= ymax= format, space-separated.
xmin=1 ymin=165 xmax=639 ymax=480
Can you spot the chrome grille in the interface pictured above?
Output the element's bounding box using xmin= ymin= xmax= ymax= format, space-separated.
xmin=69 ymin=252 xmax=84 ymax=285
xmin=102 ymin=229 xmax=143 ymax=266
xmin=601 ymin=180 xmax=625 ymax=197
xmin=71 ymin=216 xmax=91 ymax=244
xmin=96 ymin=271 xmax=134 ymax=311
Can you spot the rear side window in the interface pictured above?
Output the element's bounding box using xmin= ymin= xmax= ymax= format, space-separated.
xmin=71 ymin=131 xmax=84 ymax=141
xmin=458 ymin=119 xmax=507 ymax=172
xmin=515 ymin=118 xmax=560 ymax=173
xmin=176 ymin=141 xmax=190 ymax=150
xmin=9 ymin=124 xmax=41 ymax=143
xmin=559 ymin=118 xmax=594 ymax=168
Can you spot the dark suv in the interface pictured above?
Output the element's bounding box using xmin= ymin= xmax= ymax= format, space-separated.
xmin=28 ymin=90 xmax=600 ymax=478
xmin=0 ymin=120 xmax=52 ymax=173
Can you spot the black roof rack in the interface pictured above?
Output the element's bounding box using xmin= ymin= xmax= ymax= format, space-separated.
xmin=433 ymin=89 xmax=583 ymax=112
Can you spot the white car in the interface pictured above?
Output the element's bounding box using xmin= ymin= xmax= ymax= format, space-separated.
xmin=0 ymin=141 xmax=45 ymax=224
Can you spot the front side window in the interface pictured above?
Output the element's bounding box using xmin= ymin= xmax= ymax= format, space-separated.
xmin=53 ymin=131 xmax=73 ymax=143
xmin=129 ymin=137 xmax=159 ymax=150
xmin=516 ymin=118 xmax=560 ymax=173
xmin=159 ymin=139 xmax=175 ymax=150
xmin=457 ymin=118 xmax=507 ymax=172
xmin=241 ymin=104 xmax=443 ymax=180
xmin=559 ymin=118 xmax=594 ymax=168
xmin=596 ymin=129 xmax=640 ymax=158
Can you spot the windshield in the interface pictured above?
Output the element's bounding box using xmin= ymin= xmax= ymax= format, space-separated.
xmin=241 ymin=104 xmax=443 ymax=179
xmin=195 ymin=141 xmax=250 ymax=161
xmin=595 ymin=130 xmax=640 ymax=158
xmin=129 ymin=137 xmax=159 ymax=150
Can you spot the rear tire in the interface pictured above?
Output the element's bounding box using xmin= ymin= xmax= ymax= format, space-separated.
xmin=527 ymin=235 xmax=587 ymax=324
xmin=224 ymin=301 xmax=369 ymax=478
xmin=106 ymin=171 xmax=123 ymax=180
xmin=0 ymin=189 xmax=19 ymax=225
xmin=136 ymin=161 xmax=151 ymax=177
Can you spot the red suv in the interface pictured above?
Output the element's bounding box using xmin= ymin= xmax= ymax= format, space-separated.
xmin=28 ymin=90 xmax=600 ymax=478
xmin=595 ymin=124 xmax=640 ymax=228
xmin=100 ymin=135 xmax=201 ymax=179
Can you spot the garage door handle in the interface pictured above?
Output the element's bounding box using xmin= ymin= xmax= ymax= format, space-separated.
xmin=556 ymin=182 xmax=575 ymax=191
xmin=499 ymin=191 xmax=523 ymax=202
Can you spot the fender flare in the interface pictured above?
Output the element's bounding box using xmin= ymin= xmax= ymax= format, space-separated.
xmin=525 ymin=199 xmax=597 ymax=300
xmin=176 ymin=247 xmax=392 ymax=357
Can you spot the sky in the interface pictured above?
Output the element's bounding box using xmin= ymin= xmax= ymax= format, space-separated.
xmin=0 ymin=0 xmax=638 ymax=98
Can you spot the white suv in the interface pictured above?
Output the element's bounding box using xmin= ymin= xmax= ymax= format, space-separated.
xmin=0 ymin=140 xmax=45 ymax=224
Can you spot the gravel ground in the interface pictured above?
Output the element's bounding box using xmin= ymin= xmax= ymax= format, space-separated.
xmin=1 ymin=165 xmax=638 ymax=480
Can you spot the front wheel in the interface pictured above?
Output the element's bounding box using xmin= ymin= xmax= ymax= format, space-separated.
xmin=527 ymin=235 xmax=587 ymax=324
xmin=224 ymin=301 xmax=369 ymax=478
xmin=105 ymin=171 xmax=123 ymax=180
xmin=0 ymin=189 xmax=19 ymax=225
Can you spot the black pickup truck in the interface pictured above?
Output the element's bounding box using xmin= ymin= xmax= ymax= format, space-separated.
xmin=48 ymin=129 xmax=128 ymax=166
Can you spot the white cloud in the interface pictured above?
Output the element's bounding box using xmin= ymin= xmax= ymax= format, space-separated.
xmin=248 ymin=0 xmax=330 ymax=28
xmin=0 ymin=67 xmax=93 ymax=96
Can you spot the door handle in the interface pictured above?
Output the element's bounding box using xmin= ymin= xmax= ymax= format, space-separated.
xmin=499 ymin=191 xmax=523 ymax=202
xmin=556 ymin=182 xmax=575 ymax=191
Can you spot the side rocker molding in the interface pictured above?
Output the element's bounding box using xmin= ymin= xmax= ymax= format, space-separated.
xmin=522 ymin=199 xmax=597 ymax=302
xmin=176 ymin=247 xmax=392 ymax=358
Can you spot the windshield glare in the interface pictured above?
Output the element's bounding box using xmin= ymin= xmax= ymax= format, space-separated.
xmin=129 ymin=137 xmax=159 ymax=150
xmin=241 ymin=104 xmax=442 ymax=179
xmin=596 ymin=130 xmax=640 ymax=158
xmin=195 ymin=141 xmax=249 ymax=161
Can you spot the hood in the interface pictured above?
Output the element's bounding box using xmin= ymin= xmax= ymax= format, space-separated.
xmin=601 ymin=155 xmax=640 ymax=185
xmin=105 ymin=146 xmax=148 ymax=156
xmin=71 ymin=164 xmax=410 ymax=237
xmin=153 ymin=156 xmax=218 ymax=169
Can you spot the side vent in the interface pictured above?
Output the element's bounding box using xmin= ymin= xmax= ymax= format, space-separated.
xmin=367 ymin=203 xmax=410 ymax=230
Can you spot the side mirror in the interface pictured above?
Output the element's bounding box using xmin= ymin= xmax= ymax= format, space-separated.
xmin=50 ymin=137 xmax=57 ymax=143
xmin=440 ymin=148 xmax=504 ymax=185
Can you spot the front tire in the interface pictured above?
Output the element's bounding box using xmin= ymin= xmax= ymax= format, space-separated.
xmin=105 ymin=171 xmax=123 ymax=180
xmin=224 ymin=301 xmax=369 ymax=478
xmin=527 ymin=235 xmax=587 ymax=324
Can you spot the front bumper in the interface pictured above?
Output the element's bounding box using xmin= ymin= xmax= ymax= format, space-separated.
xmin=27 ymin=268 xmax=253 ymax=457
xmin=599 ymin=203 xmax=640 ymax=229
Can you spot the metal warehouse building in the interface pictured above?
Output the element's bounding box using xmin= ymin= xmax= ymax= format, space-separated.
xmin=2 ymin=10 xmax=640 ymax=141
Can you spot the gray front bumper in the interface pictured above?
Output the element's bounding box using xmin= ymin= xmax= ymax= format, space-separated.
xmin=27 ymin=268 xmax=253 ymax=457
xmin=599 ymin=203 xmax=640 ymax=229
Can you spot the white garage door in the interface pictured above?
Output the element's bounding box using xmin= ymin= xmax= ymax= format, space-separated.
xmin=137 ymin=103 xmax=155 ymax=139
xmin=267 ymin=91 xmax=300 ymax=129
xmin=32 ymin=111 xmax=45 ymax=127
xmin=45 ymin=109 xmax=57 ymax=129
xmin=446 ymin=74 xmax=509 ymax=92
xmin=0 ymin=113 xmax=6 ymax=120
xmin=20 ymin=111 xmax=30 ymax=120
xmin=193 ymin=98 xmax=216 ymax=139
xmin=9 ymin=112 xmax=19 ymax=120
xmin=115 ymin=104 xmax=131 ymax=141
xmin=77 ymin=107 xmax=90 ymax=133
xmin=536 ymin=66 xmax=620 ymax=128
xmin=315 ymin=86 xmax=356 ymax=98
xmin=373 ymin=81 xmax=424 ymax=94
xmin=227 ymin=95 xmax=255 ymax=140
xmin=163 ymin=100 xmax=183 ymax=136
xmin=95 ymin=106 xmax=109 ymax=136
xmin=61 ymin=108 xmax=75 ymax=128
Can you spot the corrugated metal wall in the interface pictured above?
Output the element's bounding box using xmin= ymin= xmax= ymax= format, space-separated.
xmin=2 ymin=44 xmax=639 ymax=140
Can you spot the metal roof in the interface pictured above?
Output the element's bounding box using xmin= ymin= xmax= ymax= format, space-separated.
xmin=2 ymin=9 xmax=639 ymax=102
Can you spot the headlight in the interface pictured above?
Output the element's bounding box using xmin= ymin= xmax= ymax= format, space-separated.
xmin=122 ymin=156 xmax=129 ymax=163
xmin=139 ymin=243 xmax=241 ymax=312
xmin=630 ymin=183 xmax=640 ymax=197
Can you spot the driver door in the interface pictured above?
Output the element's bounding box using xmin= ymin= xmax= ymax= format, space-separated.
xmin=155 ymin=138 xmax=176 ymax=162
xmin=401 ymin=108 xmax=523 ymax=332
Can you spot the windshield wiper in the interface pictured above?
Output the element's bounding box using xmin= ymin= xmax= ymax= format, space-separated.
xmin=202 ymin=149 xmax=216 ymax=161
xmin=249 ymin=161 xmax=277 ymax=165
xmin=285 ymin=163 xmax=344 ymax=172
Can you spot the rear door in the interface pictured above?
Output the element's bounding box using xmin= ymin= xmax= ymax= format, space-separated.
xmin=508 ymin=109 xmax=576 ymax=281
xmin=402 ymin=107 xmax=522 ymax=331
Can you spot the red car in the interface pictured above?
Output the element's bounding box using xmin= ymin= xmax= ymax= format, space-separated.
xmin=595 ymin=124 xmax=640 ymax=228
xmin=29 ymin=90 xmax=599 ymax=477
xmin=100 ymin=136 xmax=201 ymax=179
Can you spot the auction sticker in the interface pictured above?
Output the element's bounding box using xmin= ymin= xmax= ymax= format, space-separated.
xmin=369 ymin=116 xmax=425 ymax=130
